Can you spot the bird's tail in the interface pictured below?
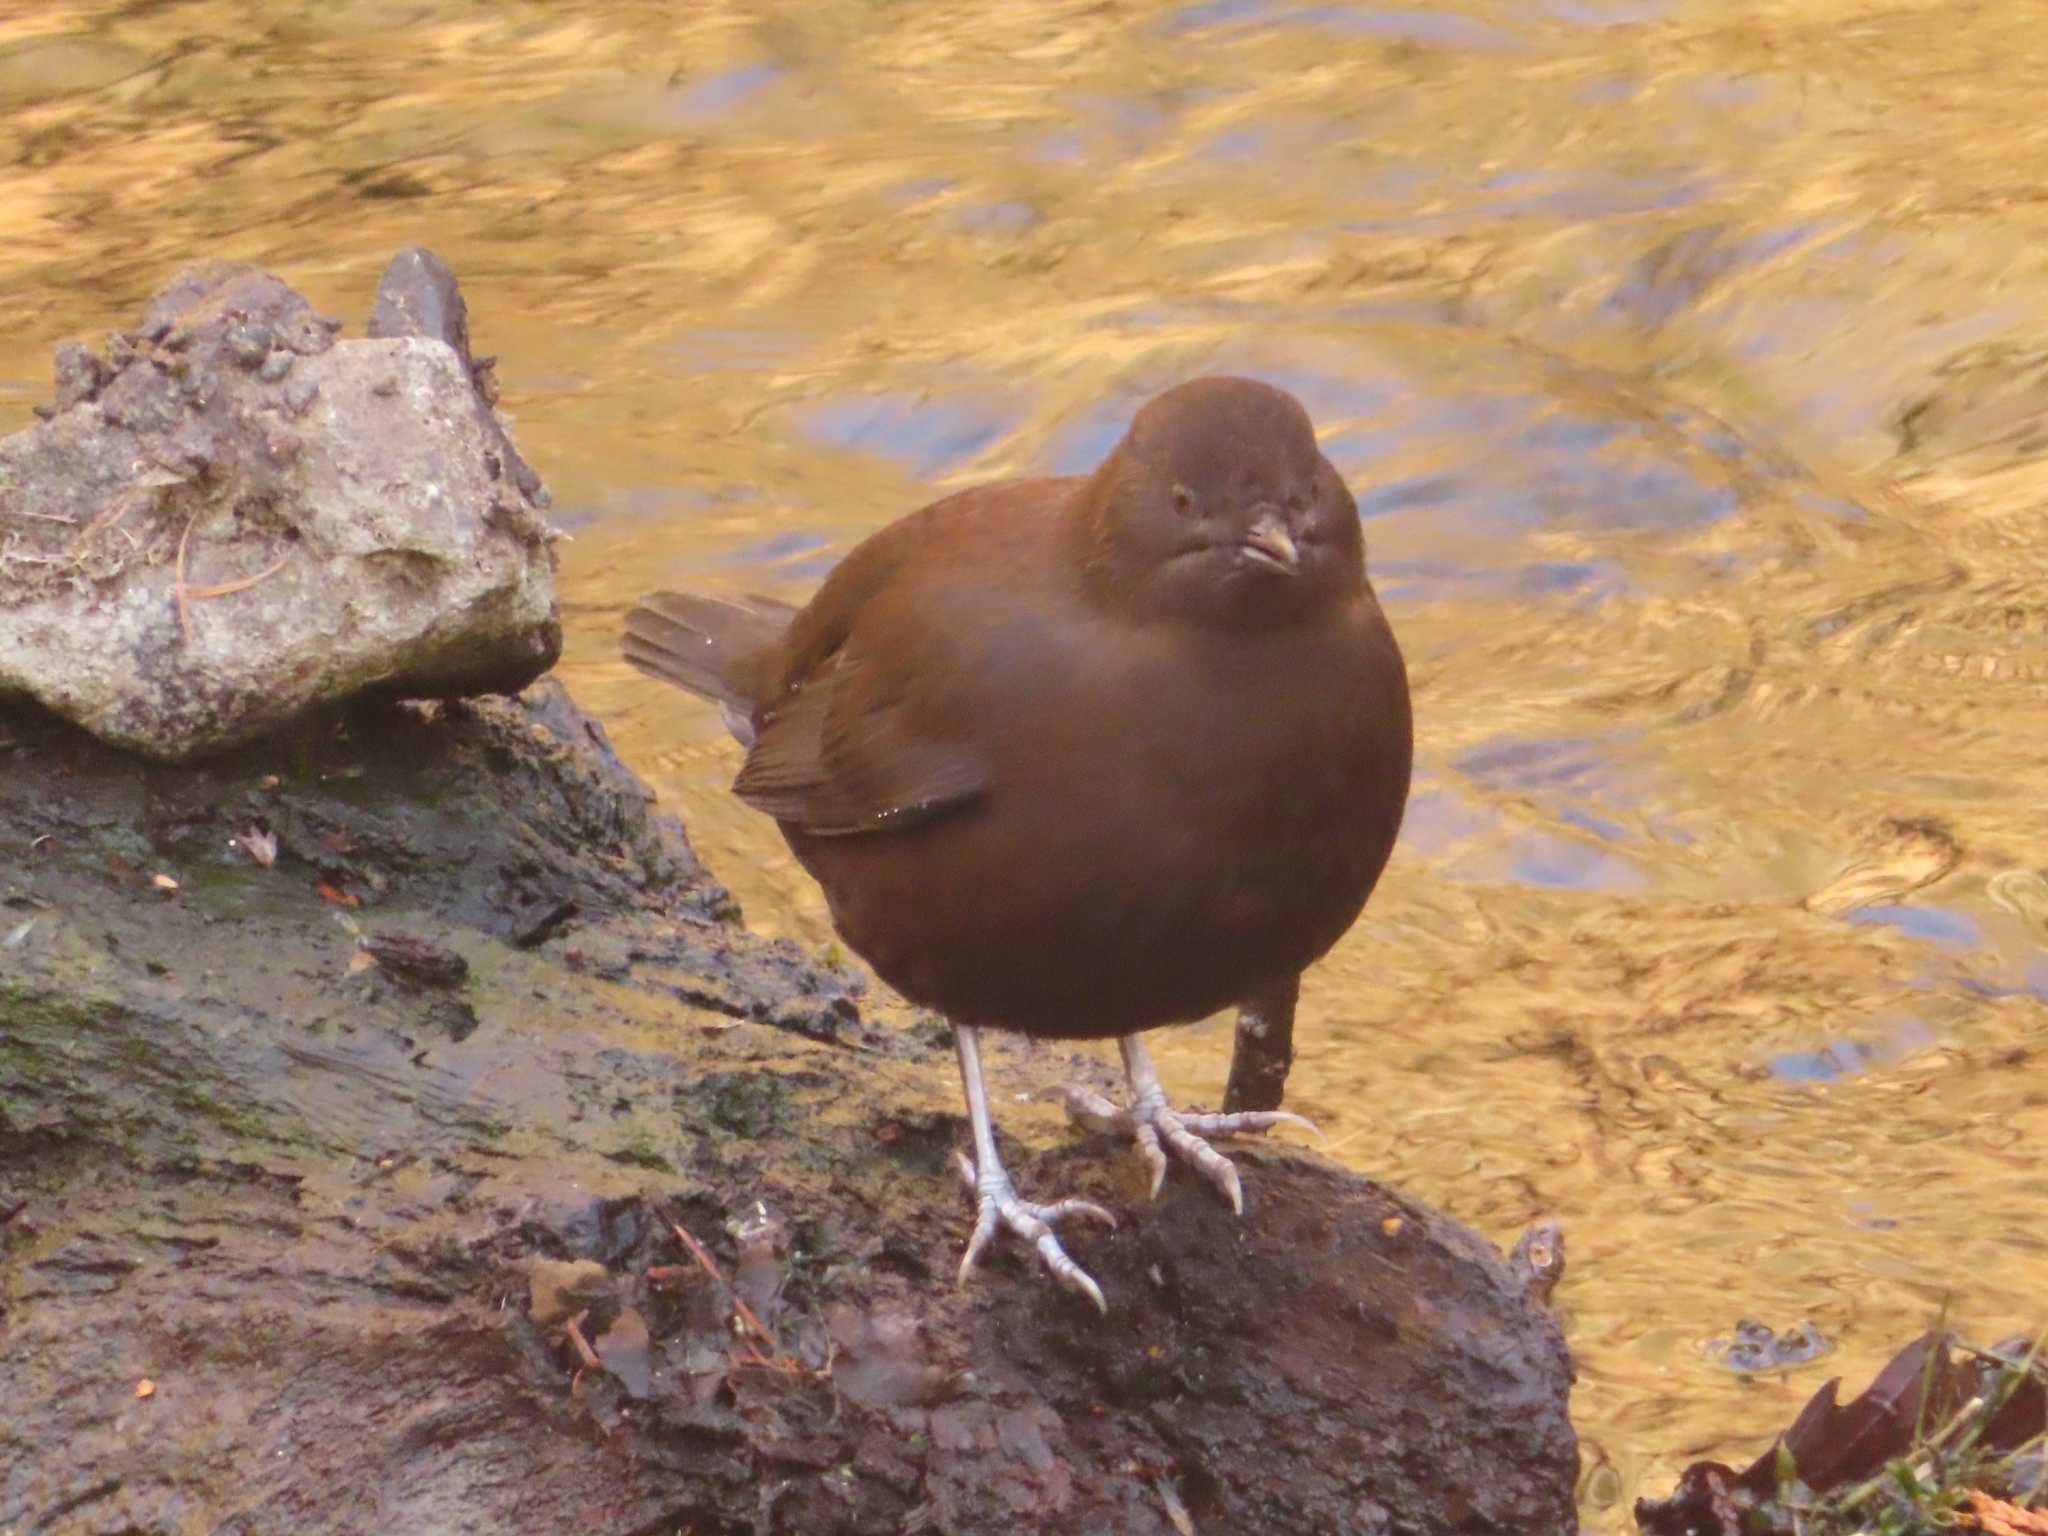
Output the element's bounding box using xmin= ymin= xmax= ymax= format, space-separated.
xmin=622 ymin=591 xmax=797 ymax=746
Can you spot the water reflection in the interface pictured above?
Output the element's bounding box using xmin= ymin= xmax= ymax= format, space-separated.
xmin=5 ymin=0 xmax=2048 ymax=1528
xmin=1843 ymin=904 xmax=1984 ymax=953
xmin=800 ymin=389 xmax=1019 ymax=476
xmin=1167 ymin=0 xmax=1525 ymax=48
xmin=664 ymin=63 xmax=784 ymax=123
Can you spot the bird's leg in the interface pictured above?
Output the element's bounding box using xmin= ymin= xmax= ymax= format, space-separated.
xmin=953 ymin=1024 xmax=1116 ymax=1312
xmin=1063 ymin=1033 xmax=1315 ymax=1215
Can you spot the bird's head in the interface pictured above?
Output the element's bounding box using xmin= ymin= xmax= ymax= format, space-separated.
xmin=1078 ymin=376 xmax=1365 ymax=626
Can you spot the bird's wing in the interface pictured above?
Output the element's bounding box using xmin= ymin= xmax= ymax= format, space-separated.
xmin=729 ymin=490 xmax=1043 ymax=837
xmin=732 ymin=643 xmax=992 ymax=835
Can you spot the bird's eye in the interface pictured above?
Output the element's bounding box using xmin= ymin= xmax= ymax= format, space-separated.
xmin=1171 ymin=484 xmax=1195 ymax=516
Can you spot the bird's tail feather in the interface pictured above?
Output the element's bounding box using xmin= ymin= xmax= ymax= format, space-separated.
xmin=622 ymin=591 xmax=796 ymax=743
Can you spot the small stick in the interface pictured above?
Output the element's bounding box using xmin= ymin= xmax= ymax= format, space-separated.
xmin=185 ymin=554 xmax=289 ymax=600
xmin=72 ymin=490 xmax=142 ymax=547
xmin=731 ymin=1293 xmax=777 ymax=1350
xmin=562 ymin=1309 xmax=603 ymax=1370
xmin=675 ymin=1220 xmax=786 ymax=1351
xmin=174 ymin=510 xmax=200 ymax=644
xmin=2 ymin=506 xmax=76 ymax=524
xmin=670 ymin=1220 xmax=726 ymax=1283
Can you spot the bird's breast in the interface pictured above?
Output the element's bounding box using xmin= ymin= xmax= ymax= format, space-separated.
xmin=790 ymin=596 xmax=1411 ymax=1037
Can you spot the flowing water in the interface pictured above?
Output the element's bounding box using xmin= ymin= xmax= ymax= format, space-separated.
xmin=5 ymin=0 xmax=2047 ymax=1524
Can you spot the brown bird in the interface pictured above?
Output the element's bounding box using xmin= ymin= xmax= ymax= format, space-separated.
xmin=624 ymin=376 xmax=1411 ymax=1309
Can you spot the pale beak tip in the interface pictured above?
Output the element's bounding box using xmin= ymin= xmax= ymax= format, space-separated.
xmin=1242 ymin=520 xmax=1301 ymax=575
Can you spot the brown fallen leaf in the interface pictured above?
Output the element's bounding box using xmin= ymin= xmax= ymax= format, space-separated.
xmin=1638 ymin=1330 xmax=2048 ymax=1533
xmin=1961 ymin=1490 xmax=2048 ymax=1535
xmin=316 ymin=882 xmax=359 ymax=908
xmin=150 ymin=872 xmax=179 ymax=892
xmin=240 ymin=824 xmax=278 ymax=867
xmin=134 ymin=1378 xmax=155 ymax=1399
xmin=527 ymin=1258 xmax=612 ymax=1328
xmin=595 ymin=1307 xmax=655 ymax=1398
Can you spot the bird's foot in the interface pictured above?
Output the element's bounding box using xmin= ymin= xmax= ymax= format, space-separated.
xmin=954 ymin=1151 xmax=1116 ymax=1312
xmin=1061 ymin=1078 xmax=1314 ymax=1216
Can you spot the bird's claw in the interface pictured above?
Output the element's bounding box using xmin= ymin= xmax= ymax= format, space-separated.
xmin=954 ymin=1151 xmax=1115 ymax=1312
xmin=1060 ymin=1084 xmax=1314 ymax=1216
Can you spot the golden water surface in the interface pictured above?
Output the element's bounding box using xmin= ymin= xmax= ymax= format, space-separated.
xmin=5 ymin=0 xmax=2047 ymax=1524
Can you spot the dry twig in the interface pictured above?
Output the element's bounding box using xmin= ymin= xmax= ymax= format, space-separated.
xmin=665 ymin=1217 xmax=808 ymax=1378
xmin=174 ymin=510 xmax=200 ymax=643
xmin=186 ymin=557 xmax=290 ymax=600
xmin=173 ymin=505 xmax=290 ymax=645
xmin=562 ymin=1309 xmax=603 ymax=1372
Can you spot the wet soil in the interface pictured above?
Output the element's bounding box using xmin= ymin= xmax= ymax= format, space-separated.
xmin=0 ymin=684 xmax=1576 ymax=1535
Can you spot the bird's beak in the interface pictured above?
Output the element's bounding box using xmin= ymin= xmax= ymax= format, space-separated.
xmin=1240 ymin=513 xmax=1300 ymax=576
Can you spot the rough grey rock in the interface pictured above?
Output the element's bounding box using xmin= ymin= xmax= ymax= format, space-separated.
xmin=0 ymin=258 xmax=561 ymax=762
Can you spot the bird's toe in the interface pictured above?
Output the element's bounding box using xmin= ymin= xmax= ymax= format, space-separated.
xmin=955 ymin=1151 xmax=1113 ymax=1312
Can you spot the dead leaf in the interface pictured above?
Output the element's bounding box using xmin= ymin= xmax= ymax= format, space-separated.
xmin=595 ymin=1306 xmax=655 ymax=1398
xmin=241 ymin=825 xmax=278 ymax=867
xmin=527 ymin=1258 xmax=612 ymax=1327
xmin=316 ymin=882 xmax=359 ymax=908
xmin=134 ymin=1378 xmax=155 ymax=1399
xmin=1961 ymin=1490 xmax=2048 ymax=1535
xmin=1639 ymin=1329 xmax=2048 ymax=1532
xmin=1155 ymin=1475 xmax=1195 ymax=1536
xmin=150 ymin=872 xmax=179 ymax=891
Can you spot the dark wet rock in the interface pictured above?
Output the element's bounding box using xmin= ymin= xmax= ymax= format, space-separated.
xmin=365 ymin=930 xmax=470 ymax=989
xmin=369 ymin=245 xmax=474 ymax=359
xmin=0 ymin=257 xmax=560 ymax=762
xmin=0 ymin=681 xmax=1577 ymax=1534
xmin=369 ymin=245 xmax=537 ymax=488
xmin=1706 ymin=1316 xmax=1830 ymax=1374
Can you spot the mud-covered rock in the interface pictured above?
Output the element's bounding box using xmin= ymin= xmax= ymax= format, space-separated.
xmin=0 ymin=684 xmax=1577 ymax=1535
xmin=0 ymin=256 xmax=560 ymax=762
